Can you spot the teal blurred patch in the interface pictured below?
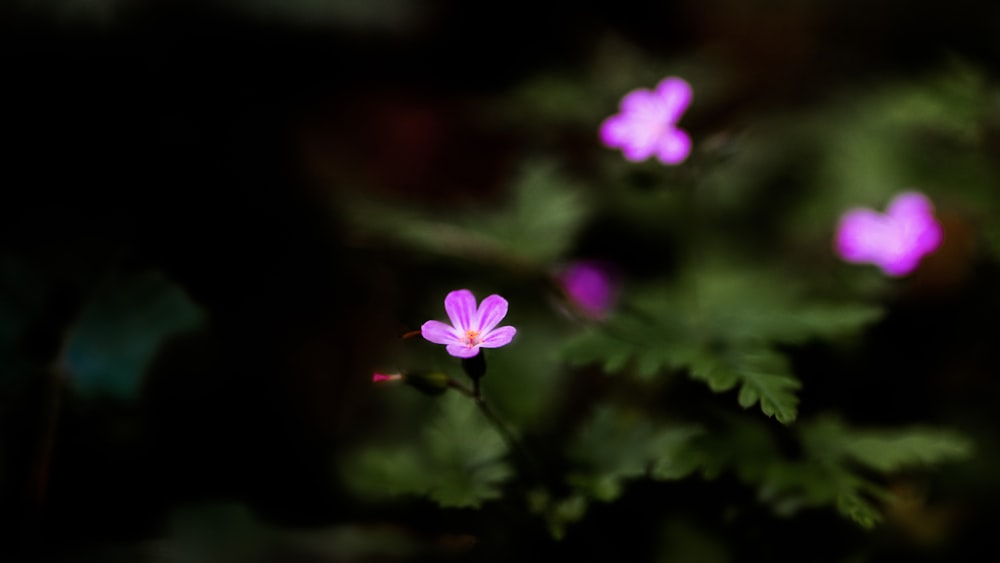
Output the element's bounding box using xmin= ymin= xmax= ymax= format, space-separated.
xmin=65 ymin=270 xmax=205 ymax=401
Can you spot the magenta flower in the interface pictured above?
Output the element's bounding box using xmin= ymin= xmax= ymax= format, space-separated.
xmin=557 ymin=261 xmax=620 ymax=319
xmin=421 ymin=289 xmax=517 ymax=358
xmin=835 ymin=191 xmax=943 ymax=277
xmin=600 ymin=76 xmax=693 ymax=165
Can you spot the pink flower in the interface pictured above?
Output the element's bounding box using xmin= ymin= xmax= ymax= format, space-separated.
xmin=835 ymin=191 xmax=943 ymax=277
xmin=421 ymin=289 xmax=517 ymax=358
xmin=556 ymin=261 xmax=620 ymax=319
xmin=600 ymin=77 xmax=693 ymax=165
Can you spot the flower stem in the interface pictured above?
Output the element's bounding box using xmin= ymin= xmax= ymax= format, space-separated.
xmin=445 ymin=377 xmax=542 ymax=486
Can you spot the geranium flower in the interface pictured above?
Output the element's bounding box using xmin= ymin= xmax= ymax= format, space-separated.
xmin=556 ymin=261 xmax=620 ymax=319
xmin=835 ymin=191 xmax=943 ymax=276
xmin=600 ymin=76 xmax=693 ymax=165
xmin=421 ymin=289 xmax=517 ymax=358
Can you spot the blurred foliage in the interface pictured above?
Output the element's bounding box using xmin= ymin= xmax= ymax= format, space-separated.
xmin=65 ymin=270 xmax=204 ymax=401
xmin=340 ymin=160 xmax=588 ymax=268
xmin=342 ymin=392 xmax=512 ymax=509
xmin=563 ymin=264 xmax=883 ymax=422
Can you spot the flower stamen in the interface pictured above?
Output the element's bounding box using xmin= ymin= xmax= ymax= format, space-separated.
xmin=464 ymin=329 xmax=481 ymax=348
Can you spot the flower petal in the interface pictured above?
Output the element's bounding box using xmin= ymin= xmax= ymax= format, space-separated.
xmin=887 ymin=191 xmax=933 ymax=220
xmin=888 ymin=192 xmax=942 ymax=255
xmin=446 ymin=343 xmax=480 ymax=358
xmin=654 ymin=128 xmax=691 ymax=165
xmin=559 ymin=262 xmax=617 ymax=318
xmin=835 ymin=209 xmax=893 ymax=263
xmin=476 ymin=294 xmax=509 ymax=334
xmin=879 ymin=255 xmax=921 ymax=277
xmin=444 ymin=289 xmax=477 ymax=332
xmin=619 ymin=88 xmax=660 ymax=117
xmin=421 ymin=320 xmax=460 ymax=345
xmin=599 ymin=115 xmax=629 ymax=147
xmin=479 ymin=326 xmax=516 ymax=349
xmin=620 ymin=129 xmax=659 ymax=161
xmin=654 ymin=77 xmax=693 ymax=123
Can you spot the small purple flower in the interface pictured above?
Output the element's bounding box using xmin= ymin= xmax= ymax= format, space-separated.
xmin=557 ymin=261 xmax=620 ymax=319
xmin=421 ymin=289 xmax=517 ymax=358
xmin=835 ymin=191 xmax=943 ymax=277
xmin=600 ymin=76 xmax=693 ymax=165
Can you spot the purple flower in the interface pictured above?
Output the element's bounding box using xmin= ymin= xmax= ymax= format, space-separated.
xmin=835 ymin=191 xmax=943 ymax=277
xmin=421 ymin=289 xmax=517 ymax=358
xmin=600 ymin=77 xmax=693 ymax=165
xmin=557 ymin=261 xmax=620 ymax=319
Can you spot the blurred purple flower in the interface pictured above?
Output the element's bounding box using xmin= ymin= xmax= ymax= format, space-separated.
xmin=835 ymin=191 xmax=943 ymax=276
xmin=600 ymin=77 xmax=693 ymax=165
xmin=557 ymin=261 xmax=620 ymax=319
xmin=421 ymin=289 xmax=517 ymax=358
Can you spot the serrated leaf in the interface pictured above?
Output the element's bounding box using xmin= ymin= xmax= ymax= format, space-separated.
xmin=651 ymin=414 xmax=779 ymax=484
xmin=689 ymin=348 xmax=801 ymax=424
xmin=477 ymin=162 xmax=588 ymax=263
xmin=561 ymin=306 xmax=692 ymax=380
xmin=561 ymin=265 xmax=876 ymax=421
xmin=343 ymin=393 xmax=513 ymax=509
xmin=528 ymin=491 xmax=589 ymax=540
xmin=801 ymin=416 xmax=974 ymax=472
xmin=836 ymin=491 xmax=883 ymax=529
xmin=340 ymin=160 xmax=587 ymax=267
xmin=774 ymin=304 xmax=885 ymax=344
xmin=680 ymin=267 xmax=883 ymax=345
xmin=567 ymin=405 xmax=702 ymax=501
xmin=844 ymin=432 xmax=973 ymax=472
xmin=424 ymin=394 xmax=514 ymax=507
xmin=649 ymin=427 xmax=709 ymax=480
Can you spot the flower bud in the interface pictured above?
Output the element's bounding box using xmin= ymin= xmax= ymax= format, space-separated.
xmin=402 ymin=370 xmax=451 ymax=396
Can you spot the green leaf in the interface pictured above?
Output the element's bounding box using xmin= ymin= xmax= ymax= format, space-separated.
xmin=343 ymin=393 xmax=513 ymax=509
xmin=527 ymin=489 xmax=589 ymax=540
xmin=801 ymin=416 xmax=974 ymax=472
xmin=340 ymin=160 xmax=588 ymax=267
xmin=424 ymin=393 xmax=514 ymax=507
xmin=562 ymin=264 xmax=880 ymax=421
xmin=836 ymin=491 xmax=883 ymax=529
xmin=648 ymin=426 xmax=711 ymax=481
xmin=689 ymin=348 xmax=801 ymax=424
xmin=567 ymin=406 xmax=702 ymax=501
xmin=562 ymin=326 xmax=680 ymax=379
xmin=844 ymin=432 xmax=973 ymax=472
xmin=471 ymin=161 xmax=590 ymax=263
xmin=65 ymin=270 xmax=204 ymax=401
xmin=778 ymin=304 xmax=885 ymax=344
xmin=561 ymin=291 xmax=695 ymax=380
xmin=675 ymin=266 xmax=883 ymax=345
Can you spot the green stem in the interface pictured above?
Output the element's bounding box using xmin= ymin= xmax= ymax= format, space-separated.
xmin=446 ymin=377 xmax=543 ymax=486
